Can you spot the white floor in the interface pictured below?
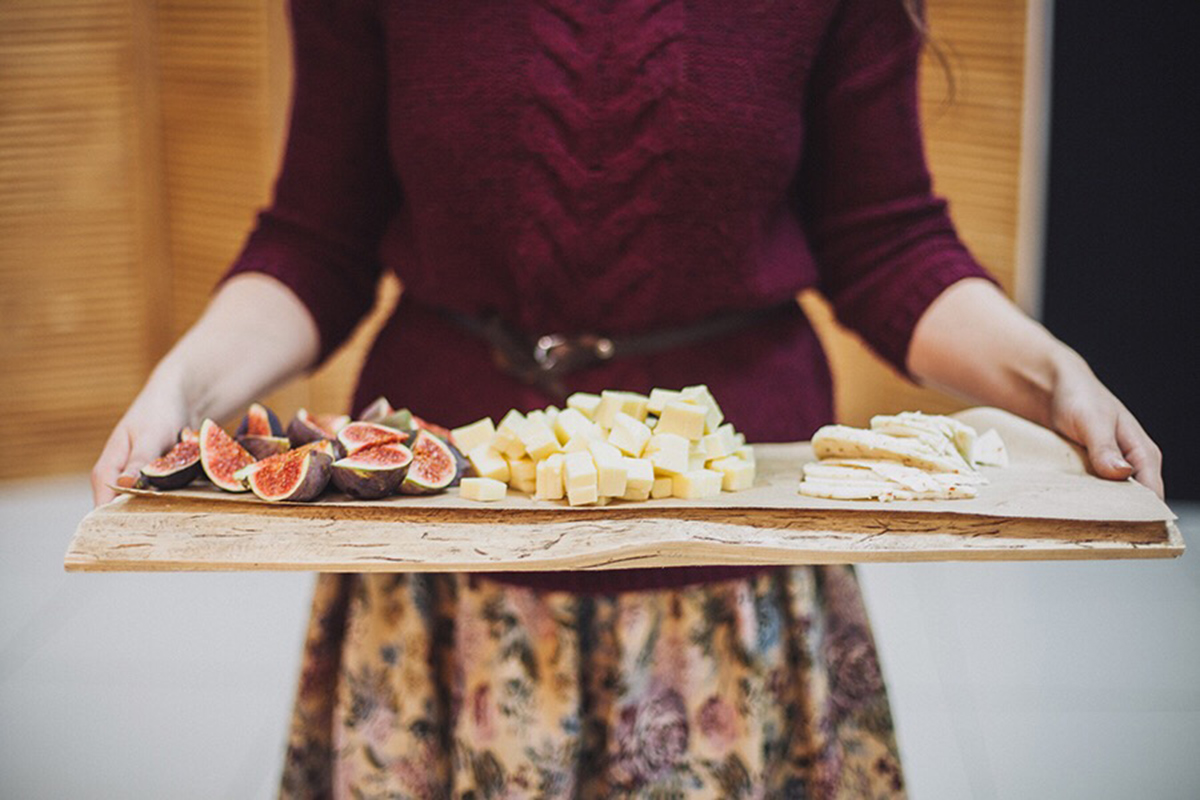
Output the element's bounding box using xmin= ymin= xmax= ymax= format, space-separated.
xmin=1 ymin=476 xmax=1197 ymax=799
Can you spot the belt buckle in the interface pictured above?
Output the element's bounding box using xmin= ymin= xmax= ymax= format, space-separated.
xmin=534 ymin=333 xmax=615 ymax=374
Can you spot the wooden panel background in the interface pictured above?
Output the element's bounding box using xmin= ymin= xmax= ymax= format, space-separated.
xmin=0 ymin=0 xmax=1029 ymax=480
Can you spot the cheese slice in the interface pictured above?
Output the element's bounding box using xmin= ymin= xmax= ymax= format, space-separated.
xmin=460 ymin=477 xmax=507 ymax=502
xmin=811 ymin=425 xmax=972 ymax=473
xmin=451 ymin=417 xmax=496 ymax=454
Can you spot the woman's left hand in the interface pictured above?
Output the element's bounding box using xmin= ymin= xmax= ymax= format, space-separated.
xmin=1048 ymin=356 xmax=1164 ymax=498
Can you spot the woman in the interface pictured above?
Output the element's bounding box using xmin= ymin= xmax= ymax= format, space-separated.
xmin=93 ymin=0 xmax=1162 ymax=796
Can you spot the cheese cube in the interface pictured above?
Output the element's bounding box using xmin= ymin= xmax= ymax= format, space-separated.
xmin=567 ymin=482 xmax=599 ymax=506
xmin=518 ymin=417 xmax=561 ymax=461
xmin=535 ymin=454 xmax=565 ymax=501
xmin=608 ymin=412 xmax=652 ymax=457
xmin=733 ymin=445 xmax=756 ymax=464
xmin=732 ymin=432 xmax=746 ymax=448
xmin=492 ymin=409 xmax=527 ymax=458
xmin=624 ymin=457 xmax=654 ymax=494
xmin=507 ymin=456 xmax=537 ymax=494
xmin=451 ymin=417 xmax=496 ymax=454
xmin=655 ymin=400 xmax=707 ymax=441
xmin=672 ymin=469 xmax=723 ymax=499
xmin=702 ymin=424 xmax=738 ymax=461
xmin=622 ymin=486 xmax=651 ymax=501
xmin=553 ymin=407 xmax=594 ymax=444
xmin=543 ymin=406 xmax=561 ymax=426
xmin=681 ymin=384 xmax=724 ymax=433
xmin=645 ymin=433 xmax=689 ymax=476
xmin=563 ymin=450 xmax=597 ymax=489
xmin=688 ymin=453 xmax=707 ymax=472
xmin=709 ymin=456 xmax=756 ymax=491
xmin=460 ymin=477 xmax=507 ymax=502
xmin=566 ymin=392 xmax=602 ymax=420
xmin=467 ymin=446 xmax=510 ymax=483
xmin=647 ymin=388 xmax=682 ymax=415
xmin=595 ymin=390 xmax=649 ymax=428
xmin=650 ymin=476 xmax=674 ymax=499
xmin=588 ymin=440 xmax=627 ymax=497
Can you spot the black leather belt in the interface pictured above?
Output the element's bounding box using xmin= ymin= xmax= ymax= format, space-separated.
xmin=436 ymin=302 xmax=795 ymax=401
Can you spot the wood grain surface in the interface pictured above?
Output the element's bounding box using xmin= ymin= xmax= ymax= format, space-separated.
xmin=66 ymin=409 xmax=1183 ymax=572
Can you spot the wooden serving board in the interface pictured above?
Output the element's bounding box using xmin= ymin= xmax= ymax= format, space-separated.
xmin=65 ymin=408 xmax=1184 ymax=572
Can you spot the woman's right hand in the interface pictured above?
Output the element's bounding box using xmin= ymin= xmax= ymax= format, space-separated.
xmin=91 ymin=362 xmax=192 ymax=506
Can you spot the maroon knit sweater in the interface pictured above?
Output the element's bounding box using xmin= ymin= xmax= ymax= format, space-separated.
xmin=224 ymin=0 xmax=994 ymax=593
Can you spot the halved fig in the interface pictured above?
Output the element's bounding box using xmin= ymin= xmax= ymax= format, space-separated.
xmin=287 ymin=408 xmax=351 ymax=449
xmin=235 ymin=402 xmax=284 ymax=438
xmin=199 ymin=419 xmax=256 ymax=492
xmin=398 ymin=430 xmax=457 ymax=495
xmin=179 ymin=427 xmax=200 ymax=444
xmin=237 ymin=435 xmax=291 ymax=460
xmin=331 ymin=442 xmax=413 ymax=499
xmin=337 ymin=421 xmax=407 ymax=457
xmin=241 ymin=444 xmax=333 ymax=502
xmin=357 ymin=396 xmax=394 ymax=423
xmin=140 ymin=440 xmax=201 ymax=490
xmin=410 ymin=413 xmax=452 ymax=441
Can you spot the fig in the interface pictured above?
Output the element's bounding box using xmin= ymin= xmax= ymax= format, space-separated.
xmin=331 ymin=442 xmax=414 ymax=499
xmin=179 ymin=426 xmax=200 ymax=444
xmin=398 ymin=430 xmax=457 ymax=495
xmin=199 ymin=419 xmax=256 ymax=492
xmin=237 ymin=435 xmax=291 ymax=461
xmin=235 ymin=402 xmax=284 ymax=438
xmin=357 ymin=396 xmax=394 ymax=423
xmin=410 ymin=412 xmax=452 ymax=441
xmin=140 ymin=440 xmax=201 ymax=490
xmin=287 ymin=408 xmax=351 ymax=449
xmin=241 ymin=443 xmax=333 ymax=502
xmin=337 ymin=421 xmax=408 ymax=456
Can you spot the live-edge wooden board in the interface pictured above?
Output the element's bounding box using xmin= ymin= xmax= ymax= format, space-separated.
xmin=65 ymin=409 xmax=1184 ymax=572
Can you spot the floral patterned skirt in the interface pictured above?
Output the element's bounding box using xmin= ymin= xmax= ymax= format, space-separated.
xmin=280 ymin=567 xmax=905 ymax=799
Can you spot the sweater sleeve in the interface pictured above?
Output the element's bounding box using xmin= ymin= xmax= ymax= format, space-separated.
xmin=794 ymin=0 xmax=999 ymax=375
xmin=220 ymin=0 xmax=399 ymax=364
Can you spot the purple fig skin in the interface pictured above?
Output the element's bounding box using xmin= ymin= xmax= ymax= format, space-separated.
xmin=247 ymin=450 xmax=333 ymax=502
xmin=442 ymin=437 xmax=472 ymax=487
xmin=357 ymin=396 xmax=394 ymax=423
xmin=331 ymin=460 xmax=409 ymax=499
xmin=287 ymin=415 xmax=331 ymax=448
xmin=235 ymin=403 xmax=284 ymax=438
xmin=237 ymin=435 xmax=291 ymax=460
xmin=142 ymin=461 xmax=201 ymax=491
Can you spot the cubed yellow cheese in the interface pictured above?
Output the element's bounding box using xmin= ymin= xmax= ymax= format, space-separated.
xmin=646 ymin=387 xmax=682 ymax=415
xmin=595 ymin=390 xmax=649 ymax=428
xmin=588 ymin=440 xmax=627 ymax=497
xmin=681 ymin=384 xmax=724 ymax=433
xmin=467 ymin=446 xmax=510 ymax=483
xmin=622 ymin=484 xmax=652 ymax=501
xmin=458 ymin=474 xmax=506 ymax=501
xmin=518 ymin=417 xmax=561 ymax=461
xmin=535 ymin=454 xmax=565 ymax=500
xmin=672 ymin=469 xmax=723 ymax=499
xmin=650 ymin=476 xmax=674 ymax=499
xmin=702 ymin=424 xmax=738 ymax=460
xmin=492 ymin=409 xmax=527 ymax=458
xmin=645 ymin=432 xmax=689 ymax=475
xmin=623 ymin=457 xmax=654 ymax=494
xmin=553 ymin=407 xmax=594 ymax=444
xmin=732 ymin=432 xmax=746 ymax=449
xmin=709 ymin=456 xmax=756 ymax=491
xmin=507 ymin=456 xmax=537 ymax=494
xmin=451 ymin=417 xmax=496 ymax=454
xmin=567 ymin=483 xmax=599 ymax=506
xmin=566 ymin=392 xmax=602 ymax=420
xmin=563 ymin=450 xmax=597 ymax=489
xmin=460 ymin=477 xmax=508 ymax=501
xmin=608 ymin=412 xmax=652 ymax=457
xmin=688 ymin=453 xmax=707 ymax=472
xmin=526 ymin=409 xmax=548 ymax=427
xmin=733 ymin=445 xmax=756 ymax=464
xmin=655 ymin=400 xmax=707 ymax=441
xmin=543 ymin=406 xmax=561 ymax=426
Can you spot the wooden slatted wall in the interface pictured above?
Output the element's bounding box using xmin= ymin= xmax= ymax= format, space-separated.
xmin=0 ymin=1 xmax=165 ymax=479
xmin=0 ymin=0 xmax=1030 ymax=479
xmin=806 ymin=0 xmax=1030 ymax=425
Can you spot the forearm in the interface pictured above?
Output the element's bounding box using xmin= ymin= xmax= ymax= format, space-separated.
xmin=907 ymin=278 xmax=1088 ymax=427
xmin=152 ymin=273 xmax=320 ymax=424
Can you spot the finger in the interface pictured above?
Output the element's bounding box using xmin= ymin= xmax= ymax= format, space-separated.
xmin=1116 ymin=413 xmax=1164 ymax=498
xmin=1072 ymin=406 xmax=1134 ymax=481
xmin=91 ymin=426 xmax=132 ymax=506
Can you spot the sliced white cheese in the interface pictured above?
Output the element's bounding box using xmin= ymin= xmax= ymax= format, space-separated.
xmin=645 ymin=432 xmax=689 ymax=476
xmin=680 ymin=384 xmax=724 ymax=433
xmin=492 ymin=409 xmax=528 ymax=459
xmin=588 ymin=440 xmax=627 ymax=497
xmin=655 ymin=400 xmax=707 ymax=441
xmin=672 ymin=469 xmax=723 ymax=499
xmin=595 ymin=390 xmax=649 ymax=428
xmin=650 ymin=476 xmax=673 ymax=499
xmin=535 ymin=454 xmax=565 ymax=500
xmin=709 ymin=456 xmax=756 ymax=491
xmin=507 ymin=456 xmax=538 ymax=494
xmin=566 ymin=392 xmax=602 ymax=421
xmin=646 ymin=388 xmax=682 ymax=415
xmin=972 ymin=428 xmax=1009 ymax=467
xmin=518 ymin=416 xmax=561 ymax=461
xmin=553 ymin=407 xmax=594 ymax=445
